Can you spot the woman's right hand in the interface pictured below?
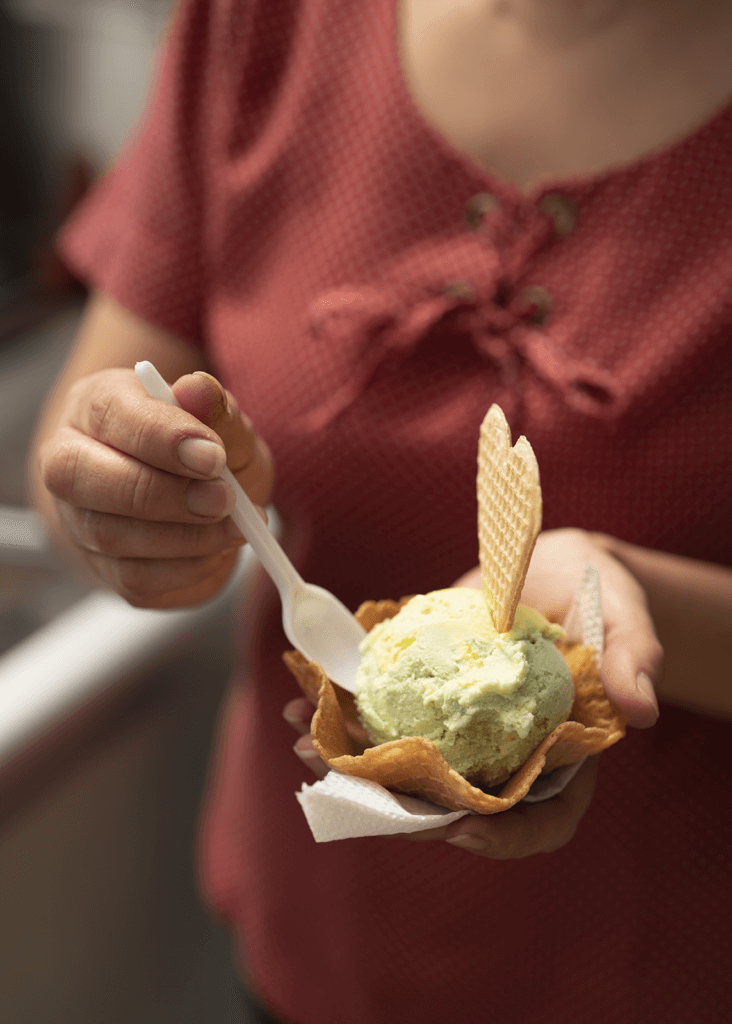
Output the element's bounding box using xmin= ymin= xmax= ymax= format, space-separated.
xmin=36 ymin=366 xmax=274 ymax=609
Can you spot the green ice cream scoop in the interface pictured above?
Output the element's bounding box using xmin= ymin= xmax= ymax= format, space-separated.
xmin=355 ymin=588 xmax=574 ymax=786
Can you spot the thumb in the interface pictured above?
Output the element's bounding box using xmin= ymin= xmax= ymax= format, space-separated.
xmin=172 ymin=372 xmax=274 ymax=506
xmin=594 ymin=555 xmax=663 ymax=729
xmin=600 ymin=613 xmax=663 ymax=729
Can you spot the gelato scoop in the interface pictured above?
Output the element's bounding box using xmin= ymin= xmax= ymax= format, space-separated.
xmin=355 ymin=588 xmax=574 ymax=787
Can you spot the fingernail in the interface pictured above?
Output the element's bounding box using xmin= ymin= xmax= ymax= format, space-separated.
xmin=178 ymin=438 xmax=226 ymax=476
xmin=636 ymin=671 xmax=659 ymax=716
xmin=186 ymin=480 xmax=235 ymax=517
xmin=446 ymin=833 xmax=488 ymax=853
xmin=283 ymin=709 xmax=305 ymax=726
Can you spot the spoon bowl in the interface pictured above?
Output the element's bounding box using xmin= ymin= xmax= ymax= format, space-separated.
xmin=284 ymin=583 xmax=367 ymax=689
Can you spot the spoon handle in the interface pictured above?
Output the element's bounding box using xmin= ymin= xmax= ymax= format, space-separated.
xmin=134 ymin=361 xmax=303 ymax=596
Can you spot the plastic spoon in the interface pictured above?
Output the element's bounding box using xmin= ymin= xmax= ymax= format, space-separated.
xmin=134 ymin=361 xmax=366 ymax=692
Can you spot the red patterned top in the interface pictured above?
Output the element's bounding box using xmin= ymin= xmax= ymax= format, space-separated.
xmin=59 ymin=2 xmax=732 ymax=1022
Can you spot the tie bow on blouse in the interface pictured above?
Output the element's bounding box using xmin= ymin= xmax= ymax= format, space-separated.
xmin=300 ymin=222 xmax=625 ymax=431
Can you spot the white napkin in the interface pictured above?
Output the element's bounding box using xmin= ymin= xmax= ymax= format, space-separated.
xmin=296 ymin=564 xmax=602 ymax=842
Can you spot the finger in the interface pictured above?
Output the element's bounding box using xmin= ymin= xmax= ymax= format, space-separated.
xmin=601 ymin=624 xmax=662 ymax=728
xmin=66 ymin=369 xmax=229 ymax=479
xmin=42 ymin=427 xmax=236 ymax=523
xmin=397 ymin=824 xmax=450 ymax=844
xmin=93 ymin=548 xmax=241 ymax=610
xmin=172 ymin=373 xmax=274 ymax=506
xmin=599 ymin=583 xmax=663 ymax=727
xmin=442 ymin=756 xmax=599 ymax=859
xmin=283 ymin=697 xmax=316 ymax=736
xmin=589 ymin=552 xmax=663 ymax=728
xmin=86 ymin=547 xmax=241 ymax=602
xmin=56 ymin=503 xmax=247 ymax=559
xmin=293 ymin=734 xmax=330 ymax=779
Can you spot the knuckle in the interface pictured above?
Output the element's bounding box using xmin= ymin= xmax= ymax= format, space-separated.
xmin=224 ymin=389 xmax=241 ymax=418
xmin=129 ymin=404 xmax=163 ymax=459
xmin=124 ymin=462 xmax=160 ymax=519
xmin=192 ymin=520 xmax=227 ymax=554
xmin=113 ymin=558 xmax=150 ymax=594
xmin=60 ymin=505 xmax=95 ymax=547
xmin=40 ymin=436 xmax=82 ymax=503
xmin=83 ymin=511 xmax=122 ymax=555
xmin=647 ymin=637 xmax=665 ymax=674
xmin=84 ymin=376 xmax=157 ymax=462
xmin=161 ymin=568 xmax=228 ymax=609
xmin=85 ymin=387 xmax=115 ymax=442
xmin=85 ymin=551 xmax=124 ymax=593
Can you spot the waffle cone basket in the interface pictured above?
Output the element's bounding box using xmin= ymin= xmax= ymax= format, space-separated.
xmin=284 ymin=597 xmax=624 ymax=814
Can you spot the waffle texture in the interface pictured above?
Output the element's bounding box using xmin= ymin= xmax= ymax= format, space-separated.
xmin=477 ymin=404 xmax=542 ymax=631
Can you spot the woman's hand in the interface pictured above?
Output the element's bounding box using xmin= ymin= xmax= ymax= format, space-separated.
xmin=36 ymin=367 xmax=274 ymax=608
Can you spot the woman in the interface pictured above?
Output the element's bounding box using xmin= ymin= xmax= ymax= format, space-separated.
xmin=29 ymin=1 xmax=732 ymax=1021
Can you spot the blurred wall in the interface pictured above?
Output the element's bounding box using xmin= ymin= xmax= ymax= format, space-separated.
xmin=1 ymin=3 xmax=47 ymax=295
xmin=0 ymin=8 xmax=247 ymax=1018
xmin=2 ymin=0 xmax=171 ymax=299
xmin=7 ymin=0 xmax=171 ymax=165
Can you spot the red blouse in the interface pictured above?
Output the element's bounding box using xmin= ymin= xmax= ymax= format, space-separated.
xmin=60 ymin=1 xmax=732 ymax=1022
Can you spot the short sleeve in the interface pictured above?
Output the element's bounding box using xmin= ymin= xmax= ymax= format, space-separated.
xmin=56 ymin=0 xmax=221 ymax=346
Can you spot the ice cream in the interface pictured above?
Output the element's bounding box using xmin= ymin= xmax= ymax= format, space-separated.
xmin=355 ymin=588 xmax=574 ymax=787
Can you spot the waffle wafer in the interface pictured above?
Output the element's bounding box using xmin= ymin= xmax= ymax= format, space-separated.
xmin=477 ymin=404 xmax=542 ymax=633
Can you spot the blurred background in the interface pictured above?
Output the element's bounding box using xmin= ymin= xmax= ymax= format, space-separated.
xmin=0 ymin=2 xmax=248 ymax=1019
xmin=1 ymin=0 xmax=171 ymax=323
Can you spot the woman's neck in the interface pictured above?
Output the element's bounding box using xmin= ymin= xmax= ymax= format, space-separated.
xmin=399 ymin=0 xmax=732 ymax=193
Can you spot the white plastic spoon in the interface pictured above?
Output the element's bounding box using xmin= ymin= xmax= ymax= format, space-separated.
xmin=134 ymin=361 xmax=366 ymax=692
